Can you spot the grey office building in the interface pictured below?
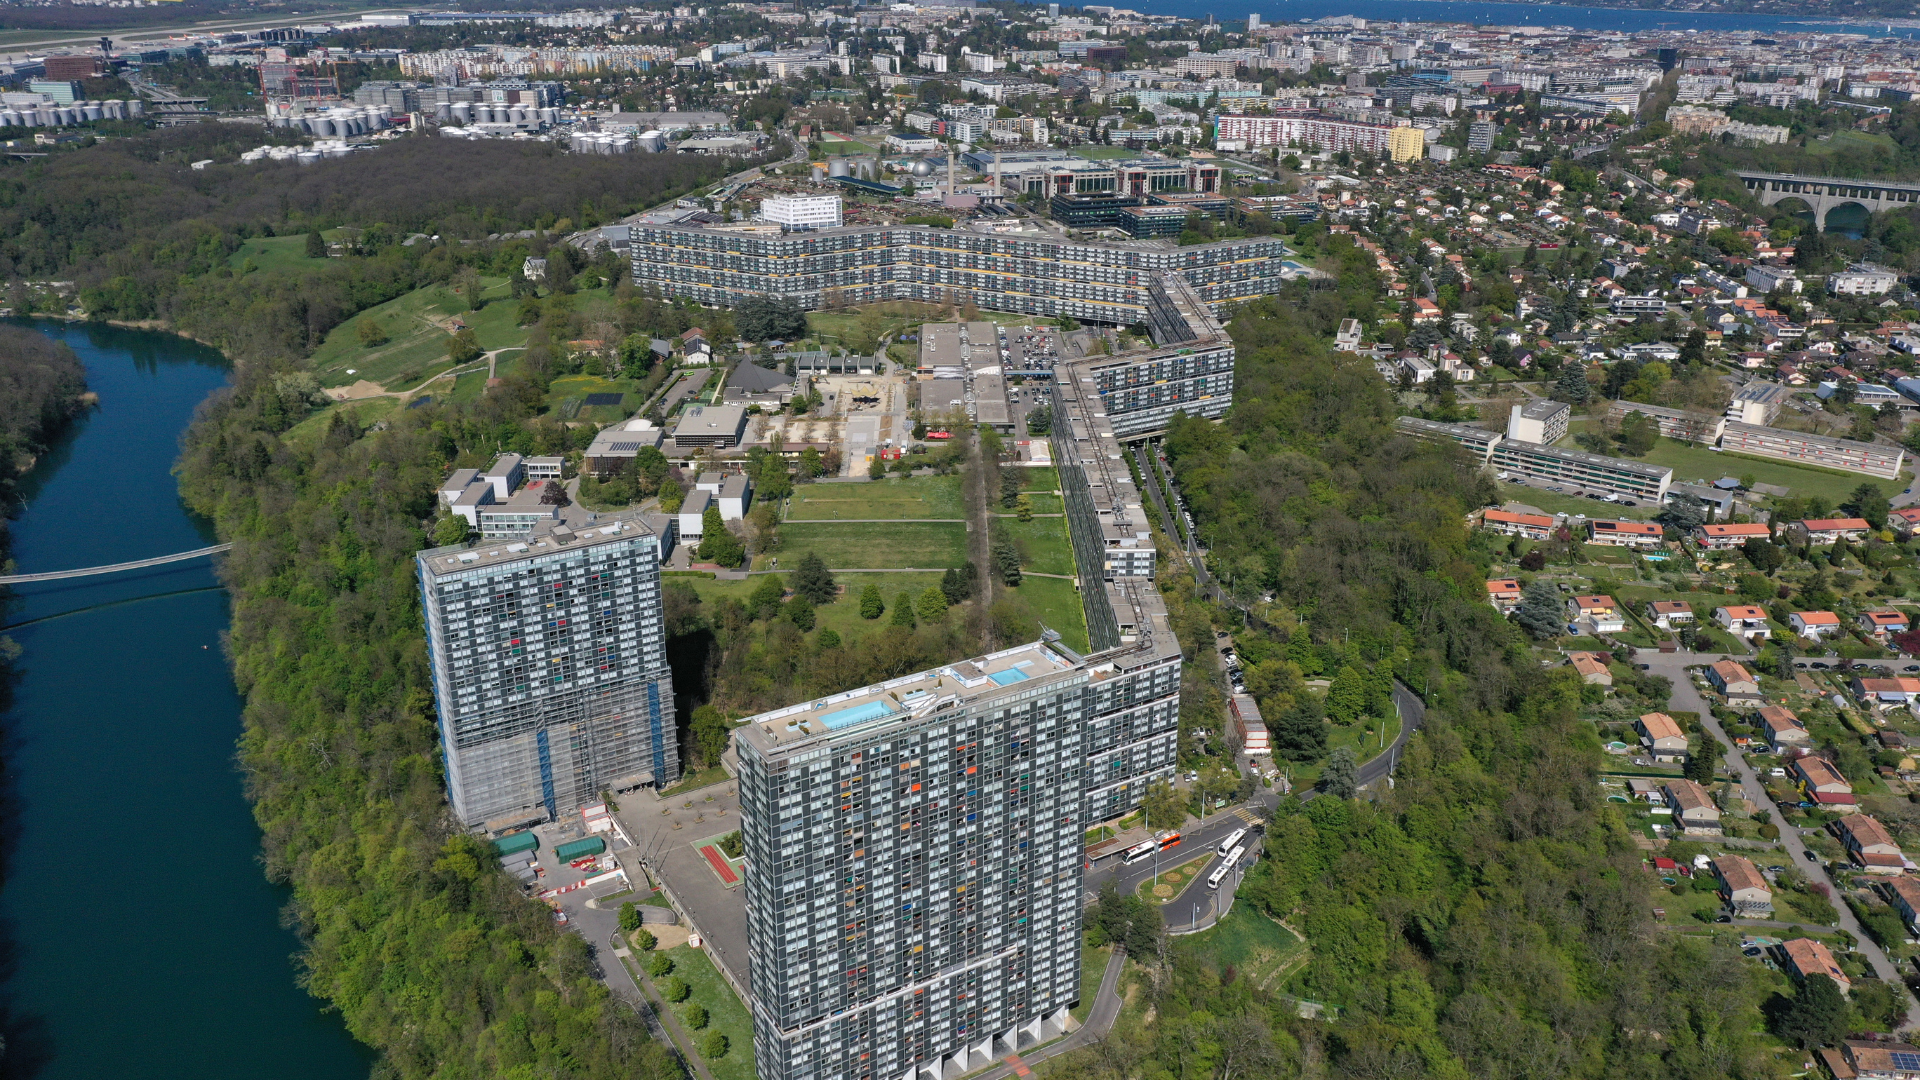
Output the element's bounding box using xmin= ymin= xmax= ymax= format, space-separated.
xmin=417 ymin=510 xmax=678 ymax=830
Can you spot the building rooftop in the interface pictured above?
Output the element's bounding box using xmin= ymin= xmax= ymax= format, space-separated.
xmin=418 ymin=510 xmax=657 ymax=580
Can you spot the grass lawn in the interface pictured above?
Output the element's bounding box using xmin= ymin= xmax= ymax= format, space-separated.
xmin=816 ymin=138 xmax=874 ymax=155
xmin=1635 ymin=437 xmax=1902 ymax=502
xmin=1013 ymin=494 xmax=1065 ymax=515
xmin=770 ymin=521 xmax=969 ymax=569
xmin=1019 ymin=466 xmax=1060 ymax=491
xmin=676 ymin=571 xmax=952 ymax=640
xmin=281 ymin=398 xmax=402 ymax=451
xmin=309 ymin=277 xmax=523 ymax=390
xmin=661 ymin=765 xmax=732 ymax=798
xmin=1005 ymin=575 xmax=1089 ymax=654
xmin=997 ymin=515 xmax=1076 ymax=576
xmin=804 ymin=301 xmax=945 ymax=347
xmin=1175 ymin=904 xmax=1307 ymax=996
xmin=1137 ymin=852 xmax=1216 ymax=904
xmin=662 ymin=945 xmax=755 ymax=1080
xmin=1070 ymin=145 xmax=1137 ymax=160
xmin=785 ymin=475 xmax=966 ymax=520
xmin=228 ymin=231 xmax=354 ymax=273
xmin=1072 ymin=940 xmax=1113 ymax=1023
xmin=546 ymin=373 xmax=643 ymax=423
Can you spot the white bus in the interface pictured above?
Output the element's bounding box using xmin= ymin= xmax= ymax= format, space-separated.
xmin=1120 ymin=839 xmax=1159 ymax=866
xmin=1206 ymin=845 xmax=1247 ymax=890
xmin=1216 ymin=827 xmax=1248 ymax=859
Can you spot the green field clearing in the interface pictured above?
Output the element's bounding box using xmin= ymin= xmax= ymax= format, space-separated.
xmin=768 ymin=521 xmax=969 ymax=569
xmin=662 ymin=945 xmax=755 ymax=1080
xmin=281 ymin=398 xmax=401 ymax=451
xmin=1175 ymin=905 xmax=1307 ymax=995
xmin=786 ymin=476 xmax=966 ymax=520
xmin=816 ymin=139 xmax=874 ymax=155
xmin=1019 ymin=466 xmax=1060 ymax=491
xmin=1634 ymin=437 xmax=1904 ymax=502
xmin=804 ymin=301 xmax=946 ymax=347
xmin=545 ymin=373 xmax=643 ymax=423
xmin=997 ymin=515 xmax=1076 ymax=577
xmin=1070 ymin=145 xmax=1137 ymax=159
xmin=1005 ymin=575 xmax=1089 ymax=653
xmin=228 ymin=231 xmax=353 ymax=273
xmin=1013 ymin=494 xmax=1064 ymax=515
xmin=673 ymin=571 xmax=952 ymax=638
xmin=309 ymin=278 xmax=522 ymax=390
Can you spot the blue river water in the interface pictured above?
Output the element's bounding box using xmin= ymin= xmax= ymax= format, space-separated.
xmin=0 ymin=321 xmax=368 ymax=1080
xmin=1140 ymin=0 xmax=1919 ymax=37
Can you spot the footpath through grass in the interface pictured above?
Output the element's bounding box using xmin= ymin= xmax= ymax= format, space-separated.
xmin=309 ymin=278 xmax=520 ymax=390
xmin=1174 ymin=904 xmax=1307 ymax=996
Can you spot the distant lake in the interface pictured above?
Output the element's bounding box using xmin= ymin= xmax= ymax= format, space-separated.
xmin=1140 ymin=0 xmax=1918 ymax=37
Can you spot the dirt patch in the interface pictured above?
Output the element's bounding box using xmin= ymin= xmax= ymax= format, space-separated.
xmin=637 ymin=924 xmax=691 ymax=951
xmin=327 ymin=379 xmax=398 ymax=401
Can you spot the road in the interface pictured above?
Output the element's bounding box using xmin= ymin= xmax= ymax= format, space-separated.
xmin=966 ymin=946 xmax=1128 ymax=1080
xmin=1300 ymin=680 xmax=1427 ymax=802
xmin=1637 ymin=648 xmax=1917 ymax=1023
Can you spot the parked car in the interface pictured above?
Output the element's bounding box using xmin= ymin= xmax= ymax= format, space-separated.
xmin=1804 ymin=850 xmax=1820 ymax=862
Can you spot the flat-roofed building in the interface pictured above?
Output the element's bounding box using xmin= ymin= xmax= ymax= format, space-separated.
xmin=584 ymin=417 xmax=666 ymax=478
xmin=1505 ymin=398 xmax=1571 ymax=444
xmin=670 ymin=404 xmax=750 ymax=451
xmin=1489 ymin=438 xmax=1672 ymax=501
xmin=1394 ymin=415 xmax=1501 ymax=464
xmin=1725 ymin=380 xmax=1793 ymax=425
xmin=1604 ymin=399 xmax=1726 ymax=443
xmin=1721 ymin=421 xmax=1905 ymax=480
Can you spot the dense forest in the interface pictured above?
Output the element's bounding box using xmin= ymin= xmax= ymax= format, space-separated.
xmin=1028 ymin=287 xmax=1842 ymax=1080
xmin=0 ymin=126 xmax=761 ymax=362
xmin=0 ymin=323 xmax=90 ymax=677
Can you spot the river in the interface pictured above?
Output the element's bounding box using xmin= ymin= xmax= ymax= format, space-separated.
xmin=0 ymin=322 xmax=368 ymax=1080
xmin=1145 ymin=0 xmax=1920 ymax=36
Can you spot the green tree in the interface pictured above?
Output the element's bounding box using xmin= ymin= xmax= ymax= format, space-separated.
xmin=663 ymin=976 xmax=691 ymax=1003
xmin=1271 ymin=697 xmax=1327 ymax=761
xmin=1744 ymin=538 xmax=1785 ymax=574
xmin=618 ymin=901 xmax=642 ymax=932
xmin=699 ymin=1031 xmax=728 ymax=1059
xmin=647 ymin=953 xmax=674 ymax=978
xmin=631 ymin=927 xmax=656 ymax=951
xmin=1773 ymin=973 xmax=1849 ymax=1049
xmin=1319 ymin=746 xmax=1358 ymax=799
xmin=917 ymin=585 xmax=949 ymax=622
xmin=684 ymin=1004 xmax=709 ymax=1030
xmin=433 ymin=514 xmax=471 ymax=547
xmin=890 ymin=590 xmax=917 ymax=628
xmin=1684 ymin=734 xmax=1721 ymax=783
xmin=355 ymin=318 xmax=388 ymax=347
xmin=690 ymin=705 xmax=732 ymax=767
xmin=697 ymin=506 xmax=744 ymax=567
xmin=1554 ymin=364 xmax=1591 ymax=405
xmin=305 ymin=229 xmax=326 ymax=258
xmin=1285 ymin=623 xmax=1321 ymax=675
xmin=859 ymin=582 xmax=885 ymax=619
xmin=1015 ymin=494 xmax=1033 ymax=522
xmin=785 ymin=595 xmax=816 ymax=631
xmin=993 ymin=536 xmax=1021 ymax=586
xmin=446 ymin=328 xmax=483 ymax=365
xmin=799 ymin=445 xmax=824 ymax=478
xmin=1514 ymin=579 xmax=1566 ymax=638
xmin=748 ymin=574 xmax=786 ymax=619
xmin=659 ymin=480 xmax=686 ymax=513
xmin=1141 ymin=778 xmax=1186 ymax=832
xmin=1842 ymin=482 xmax=1890 ymax=529
xmin=1326 ymin=665 xmax=1369 ymax=724
xmin=791 ymin=552 xmax=837 ymax=604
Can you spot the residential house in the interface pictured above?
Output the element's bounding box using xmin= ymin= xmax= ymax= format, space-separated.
xmin=1486 ymin=579 xmax=1523 ymax=614
xmin=1885 ymin=876 xmax=1920 ymax=938
xmin=1712 ymin=855 xmax=1773 ymax=918
xmin=1568 ymin=594 xmax=1624 ymax=634
xmin=1481 ymin=508 xmax=1554 ymax=539
xmin=1890 ymin=506 xmax=1920 ymax=537
xmin=1790 ymin=610 xmax=1843 ymax=641
xmin=1860 ymin=610 xmax=1910 ymax=640
xmin=1789 ymin=516 xmax=1872 ymax=545
xmin=1663 ymin=778 xmax=1722 ymax=834
xmin=1713 ymin=606 xmax=1773 ymax=644
xmin=1569 ymin=653 xmax=1612 ymax=687
xmin=1835 ymin=814 xmax=1906 ymax=874
xmin=1695 ymin=522 xmax=1771 ymax=550
xmin=1637 ymin=712 xmax=1690 ymax=762
xmin=1707 ymin=659 xmax=1765 ymax=705
xmin=1779 ymin=937 xmax=1851 ymax=993
xmin=1854 ymin=676 xmax=1920 ymax=709
xmin=1645 ymin=600 xmax=1695 ymax=629
xmin=1791 ymin=756 xmax=1857 ymax=809
xmin=1826 ymin=1039 xmax=1920 ymax=1080
xmin=1757 ymin=705 xmax=1812 ymax=752
xmin=1587 ymin=519 xmax=1664 ymax=548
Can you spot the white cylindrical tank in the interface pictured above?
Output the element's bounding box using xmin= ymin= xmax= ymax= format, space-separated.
xmin=829 ymin=158 xmax=849 ymax=177
xmin=506 ymin=106 xmax=524 ymax=123
xmin=435 ymin=102 xmax=452 ymax=122
xmin=127 ymin=99 xmax=143 ymax=116
xmin=611 ymin=135 xmax=631 ymax=153
xmin=83 ymin=104 xmax=101 ymax=121
xmin=638 ymin=130 xmax=665 ymax=152
xmin=541 ymin=107 xmax=558 ymax=125
xmin=104 ymin=99 xmax=124 ymax=119
xmin=450 ymin=102 xmax=471 ymax=124
xmin=296 ymin=150 xmax=322 ymax=165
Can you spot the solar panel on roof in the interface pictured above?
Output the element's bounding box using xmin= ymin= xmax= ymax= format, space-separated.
xmin=583 ymin=393 xmax=625 ymax=406
xmin=608 ymin=441 xmax=643 ymax=452
xmin=1891 ymin=1052 xmax=1920 ymax=1070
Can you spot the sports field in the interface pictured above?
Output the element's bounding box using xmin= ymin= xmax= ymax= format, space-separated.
xmin=786 ymin=476 xmax=966 ymax=520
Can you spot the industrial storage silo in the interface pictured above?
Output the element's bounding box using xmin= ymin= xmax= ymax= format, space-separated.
xmin=126 ymin=99 xmax=143 ymax=117
xmin=540 ymin=107 xmax=558 ymax=125
xmin=638 ymin=129 xmax=665 ymax=152
xmin=829 ymin=158 xmax=849 ymax=178
xmin=104 ymin=99 xmax=125 ymax=119
xmin=506 ymin=106 xmax=524 ymax=124
xmin=450 ymin=102 xmax=471 ymax=124
xmin=435 ymin=102 xmax=452 ymax=122
xmin=611 ymin=134 xmax=632 ymax=153
xmin=314 ymin=116 xmax=337 ymax=138
xmin=81 ymin=103 xmax=102 ymax=122
xmin=296 ymin=150 xmax=322 ymax=166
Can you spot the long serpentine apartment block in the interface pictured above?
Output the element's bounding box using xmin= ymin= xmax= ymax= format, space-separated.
xmin=626 ymin=222 xmax=1301 ymax=322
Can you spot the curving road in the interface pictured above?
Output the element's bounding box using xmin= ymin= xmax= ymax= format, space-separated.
xmin=1300 ymin=679 xmax=1426 ymax=802
xmin=966 ymin=945 xmax=1128 ymax=1080
xmin=0 ymin=543 xmax=231 ymax=584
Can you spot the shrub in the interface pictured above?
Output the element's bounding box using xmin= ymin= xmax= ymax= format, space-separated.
xmin=664 ymin=977 xmax=691 ymax=1003
xmin=648 ymin=953 xmax=674 ymax=978
xmin=684 ymin=1004 xmax=709 ymax=1030
xmin=699 ymin=1031 xmax=728 ymax=1059
xmin=631 ymin=927 xmax=657 ymax=951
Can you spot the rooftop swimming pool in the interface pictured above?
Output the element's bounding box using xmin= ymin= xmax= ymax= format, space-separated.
xmin=988 ymin=668 xmax=1030 ymax=686
xmin=820 ymin=698 xmax=897 ymax=729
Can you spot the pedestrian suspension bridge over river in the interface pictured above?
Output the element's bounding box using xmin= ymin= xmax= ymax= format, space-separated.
xmin=0 ymin=543 xmax=232 ymax=585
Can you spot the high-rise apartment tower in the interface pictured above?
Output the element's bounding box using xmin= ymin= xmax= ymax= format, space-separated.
xmin=417 ymin=509 xmax=677 ymax=830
